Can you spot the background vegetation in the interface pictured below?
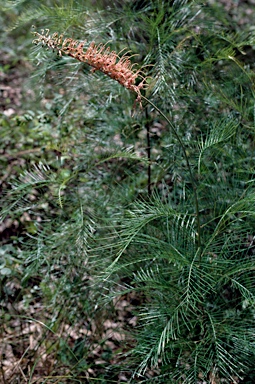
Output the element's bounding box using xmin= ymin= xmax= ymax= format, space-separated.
xmin=1 ymin=0 xmax=255 ymax=383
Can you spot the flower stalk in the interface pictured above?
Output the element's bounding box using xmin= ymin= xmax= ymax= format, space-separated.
xmin=141 ymin=95 xmax=202 ymax=251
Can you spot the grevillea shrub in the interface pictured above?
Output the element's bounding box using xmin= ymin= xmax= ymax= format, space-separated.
xmin=1 ymin=1 xmax=255 ymax=383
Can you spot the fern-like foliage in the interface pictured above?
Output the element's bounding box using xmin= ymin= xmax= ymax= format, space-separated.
xmin=100 ymin=192 xmax=255 ymax=382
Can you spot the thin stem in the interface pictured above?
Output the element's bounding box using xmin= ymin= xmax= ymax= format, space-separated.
xmin=145 ymin=108 xmax=151 ymax=196
xmin=141 ymin=95 xmax=201 ymax=251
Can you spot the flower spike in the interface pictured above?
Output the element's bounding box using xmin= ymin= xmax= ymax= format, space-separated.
xmin=32 ymin=28 xmax=149 ymax=105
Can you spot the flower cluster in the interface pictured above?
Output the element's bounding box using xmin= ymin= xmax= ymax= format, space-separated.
xmin=32 ymin=28 xmax=148 ymax=103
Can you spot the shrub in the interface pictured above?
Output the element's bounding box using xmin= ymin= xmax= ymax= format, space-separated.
xmin=1 ymin=1 xmax=255 ymax=382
